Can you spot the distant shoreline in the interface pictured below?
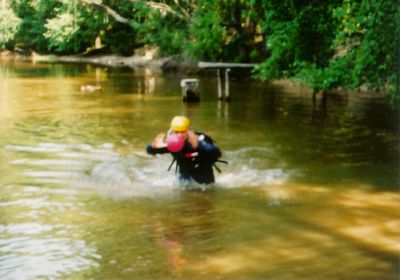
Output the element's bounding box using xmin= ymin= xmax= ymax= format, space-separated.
xmin=0 ymin=50 xmax=391 ymax=98
xmin=0 ymin=50 xmax=200 ymax=73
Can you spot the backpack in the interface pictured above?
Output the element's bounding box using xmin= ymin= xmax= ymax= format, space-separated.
xmin=167 ymin=131 xmax=227 ymax=173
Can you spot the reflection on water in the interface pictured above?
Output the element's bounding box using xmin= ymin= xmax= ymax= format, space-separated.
xmin=0 ymin=182 xmax=100 ymax=279
xmin=0 ymin=230 xmax=98 ymax=279
xmin=0 ymin=60 xmax=399 ymax=279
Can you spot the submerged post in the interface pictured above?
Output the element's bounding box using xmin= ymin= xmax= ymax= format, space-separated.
xmin=180 ymin=78 xmax=200 ymax=102
xmin=217 ymin=70 xmax=223 ymax=100
xmin=224 ymin=68 xmax=231 ymax=101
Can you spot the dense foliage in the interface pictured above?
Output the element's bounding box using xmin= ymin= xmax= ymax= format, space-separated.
xmin=1 ymin=0 xmax=398 ymax=101
xmin=0 ymin=8 xmax=21 ymax=49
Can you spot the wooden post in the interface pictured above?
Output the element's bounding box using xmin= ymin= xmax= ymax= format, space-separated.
xmin=224 ymin=68 xmax=231 ymax=101
xmin=217 ymin=69 xmax=223 ymax=100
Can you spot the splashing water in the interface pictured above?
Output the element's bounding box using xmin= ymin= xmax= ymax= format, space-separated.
xmin=7 ymin=142 xmax=291 ymax=198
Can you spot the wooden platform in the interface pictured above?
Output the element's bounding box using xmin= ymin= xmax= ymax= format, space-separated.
xmin=197 ymin=62 xmax=257 ymax=101
xmin=198 ymin=61 xmax=257 ymax=69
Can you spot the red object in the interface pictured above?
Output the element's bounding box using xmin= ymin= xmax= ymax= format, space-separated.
xmin=185 ymin=152 xmax=198 ymax=158
xmin=166 ymin=134 xmax=185 ymax=152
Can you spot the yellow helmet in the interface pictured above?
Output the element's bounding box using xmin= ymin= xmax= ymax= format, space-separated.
xmin=170 ymin=116 xmax=190 ymax=132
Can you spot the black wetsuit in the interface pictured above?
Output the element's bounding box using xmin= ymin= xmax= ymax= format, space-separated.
xmin=146 ymin=133 xmax=221 ymax=184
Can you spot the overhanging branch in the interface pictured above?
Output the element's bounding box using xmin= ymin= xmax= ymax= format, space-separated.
xmin=79 ymin=0 xmax=191 ymax=24
xmin=79 ymin=0 xmax=130 ymax=24
xmin=130 ymin=0 xmax=187 ymax=20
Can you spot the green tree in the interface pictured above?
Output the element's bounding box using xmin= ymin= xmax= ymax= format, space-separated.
xmin=45 ymin=13 xmax=79 ymax=52
xmin=11 ymin=0 xmax=136 ymax=54
xmin=44 ymin=1 xmax=102 ymax=54
xmin=11 ymin=0 xmax=60 ymax=53
xmin=256 ymin=0 xmax=341 ymax=83
xmin=130 ymin=1 xmax=189 ymax=56
xmin=185 ymin=1 xmax=225 ymax=60
xmin=331 ymin=0 xmax=400 ymax=100
xmin=0 ymin=8 xmax=21 ymax=49
xmin=256 ymin=0 xmax=399 ymax=101
xmin=80 ymin=0 xmax=137 ymax=55
xmin=185 ymin=0 xmax=266 ymax=62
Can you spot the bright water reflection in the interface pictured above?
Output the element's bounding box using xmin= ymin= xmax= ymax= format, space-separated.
xmin=0 ymin=60 xmax=399 ymax=279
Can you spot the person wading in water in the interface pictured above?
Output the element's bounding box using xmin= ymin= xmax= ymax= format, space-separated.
xmin=146 ymin=116 xmax=223 ymax=187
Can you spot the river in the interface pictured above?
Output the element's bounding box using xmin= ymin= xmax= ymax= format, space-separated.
xmin=0 ymin=60 xmax=399 ymax=279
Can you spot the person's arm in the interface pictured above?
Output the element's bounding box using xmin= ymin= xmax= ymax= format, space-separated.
xmin=187 ymin=130 xmax=199 ymax=149
xmin=197 ymin=135 xmax=221 ymax=161
xmin=146 ymin=133 xmax=169 ymax=155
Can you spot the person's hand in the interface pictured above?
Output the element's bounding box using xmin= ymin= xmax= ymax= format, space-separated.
xmin=152 ymin=133 xmax=167 ymax=148
xmin=187 ymin=130 xmax=199 ymax=149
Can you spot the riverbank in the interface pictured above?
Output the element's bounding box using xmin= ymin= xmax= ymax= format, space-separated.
xmin=1 ymin=48 xmax=200 ymax=73
xmin=0 ymin=50 xmax=391 ymax=99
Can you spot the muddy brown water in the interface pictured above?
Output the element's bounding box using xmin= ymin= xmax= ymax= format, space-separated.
xmin=0 ymin=60 xmax=399 ymax=279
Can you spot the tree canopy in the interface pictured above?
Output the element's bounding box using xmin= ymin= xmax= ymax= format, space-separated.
xmin=1 ymin=0 xmax=399 ymax=101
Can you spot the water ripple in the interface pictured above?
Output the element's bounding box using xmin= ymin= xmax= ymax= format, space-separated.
xmin=6 ymin=142 xmax=291 ymax=198
xmin=0 ymin=236 xmax=98 ymax=279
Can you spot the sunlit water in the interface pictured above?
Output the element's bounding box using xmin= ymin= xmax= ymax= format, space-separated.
xmin=0 ymin=60 xmax=399 ymax=279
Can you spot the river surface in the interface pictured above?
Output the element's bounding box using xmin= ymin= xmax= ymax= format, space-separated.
xmin=0 ymin=60 xmax=399 ymax=279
